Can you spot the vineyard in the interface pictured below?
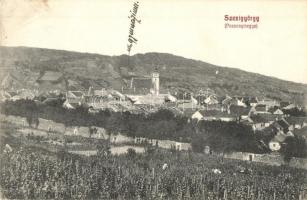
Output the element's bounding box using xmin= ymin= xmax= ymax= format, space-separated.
xmin=1 ymin=145 xmax=306 ymax=200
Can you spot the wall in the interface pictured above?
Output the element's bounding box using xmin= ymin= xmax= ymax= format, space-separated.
xmin=224 ymin=152 xmax=307 ymax=169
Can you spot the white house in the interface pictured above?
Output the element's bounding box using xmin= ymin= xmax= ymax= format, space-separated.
xmin=273 ymin=109 xmax=284 ymax=115
xmin=191 ymin=110 xmax=205 ymax=121
xmin=269 ymin=140 xmax=281 ymax=151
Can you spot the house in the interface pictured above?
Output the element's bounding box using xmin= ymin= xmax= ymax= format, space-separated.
xmin=269 ymin=126 xmax=294 ymax=152
xmin=164 ymin=94 xmax=177 ymax=102
xmin=229 ymin=105 xmax=251 ymax=120
xmin=268 ymin=133 xmax=290 ymax=151
xmin=204 ymin=104 xmax=223 ymax=111
xmin=108 ymin=89 xmax=126 ymax=101
xmin=285 ymin=116 xmax=307 ymax=130
xmin=177 ymin=96 xmax=199 ymax=111
xmin=250 ymin=104 xmax=269 ymax=114
xmin=249 ymin=97 xmax=258 ymax=107
xmin=269 ymin=139 xmax=281 ymax=151
xmin=201 ymin=95 xmax=221 ymax=110
xmin=282 ymin=104 xmax=296 ymax=110
xmin=63 ymin=100 xmax=81 ymax=109
xmin=191 ymin=110 xmax=205 ymax=121
xmin=191 ymin=110 xmax=237 ymax=122
xmin=228 ymin=97 xmax=246 ymax=107
xmin=293 ymin=127 xmax=307 ymax=140
xmin=257 ymin=99 xmax=280 ymax=109
xmin=195 ymin=95 xmax=207 ymax=105
xmin=16 ymin=89 xmax=36 ymax=100
xmin=268 ymin=107 xmax=284 ymax=115
xmin=280 ymin=101 xmax=290 ymax=109
xmin=250 ymin=114 xmax=280 ymax=130
xmin=272 ymin=119 xmax=290 ymax=133
xmin=0 ymin=91 xmax=18 ymax=101
xmin=67 ymin=91 xmax=85 ymax=99
xmin=273 ymin=109 xmax=284 ymax=115
xmin=204 ymin=95 xmax=219 ymax=105
xmin=1 ymin=73 xmax=24 ymax=90
xmin=237 ymin=96 xmax=254 ymax=106
xmin=221 ymin=95 xmax=233 ymax=106
xmin=62 ymin=90 xmax=86 ymax=109
xmin=175 ymin=92 xmax=192 ymax=102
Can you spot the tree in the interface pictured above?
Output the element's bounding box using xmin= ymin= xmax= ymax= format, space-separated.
xmin=26 ymin=115 xmax=33 ymax=127
xmin=281 ymin=135 xmax=307 ymax=163
xmin=191 ymin=134 xmax=205 ymax=153
xmin=282 ymin=107 xmax=306 ymax=117
xmin=34 ymin=117 xmax=39 ymax=129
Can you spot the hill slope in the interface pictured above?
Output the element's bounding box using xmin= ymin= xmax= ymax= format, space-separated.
xmin=0 ymin=46 xmax=306 ymax=105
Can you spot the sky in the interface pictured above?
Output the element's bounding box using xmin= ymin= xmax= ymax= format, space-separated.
xmin=1 ymin=0 xmax=307 ymax=84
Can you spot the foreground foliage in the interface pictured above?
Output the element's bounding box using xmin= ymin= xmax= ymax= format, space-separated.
xmin=1 ymin=99 xmax=269 ymax=154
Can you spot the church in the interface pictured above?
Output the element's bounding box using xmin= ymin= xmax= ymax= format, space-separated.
xmin=122 ymin=71 xmax=175 ymax=105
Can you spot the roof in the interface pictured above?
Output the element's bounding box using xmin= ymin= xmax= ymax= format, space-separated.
xmin=256 ymin=100 xmax=280 ymax=108
xmin=69 ymin=91 xmax=84 ymax=98
xmin=4 ymin=91 xmax=18 ymax=97
xmin=200 ymin=110 xmax=236 ymax=118
xmin=285 ymin=116 xmax=307 ymax=125
xmin=175 ymin=92 xmax=192 ymax=100
xmin=221 ymin=96 xmax=233 ymax=105
xmin=282 ymin=104 xmax=296 ymax=110
xmin=195 ymin=95 xmax=206 ymax=103
xmin=204 ymin=95 xmax=219 ymax=104
xmin=293 ymin=127 xmax=307 ymax=138
xmin=280 ymin=101 xmax=290 ymax=108
xmin=37 ymin=71 xmax=63 ymax=82
xmin=249 ymin=97 xmax=258 ymax=103
xmin=272 ymin=134 xmax=287 ymax=143
xmin=273 ymin=119 xmax=289 ymax=130
xmin=65 ymin=102 xmax=80 ymax=109
xmin=250 ymin=114 xmax=280 ymax=123
xmin=229 ymin=105 xmax=251 ymax=116
xmin=255 ymin=104 xmax=266 ymax=112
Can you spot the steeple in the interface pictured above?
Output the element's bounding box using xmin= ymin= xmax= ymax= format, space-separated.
xmin=152 ymin=69 xmax=159 ymax=95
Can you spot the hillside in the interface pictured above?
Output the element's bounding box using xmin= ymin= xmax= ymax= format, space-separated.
xmin=0 ymin=46 xmax=306 ymax=105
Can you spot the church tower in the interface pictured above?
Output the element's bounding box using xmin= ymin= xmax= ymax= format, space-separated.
xmin=152 ymin=72 xmax=159 ymax=95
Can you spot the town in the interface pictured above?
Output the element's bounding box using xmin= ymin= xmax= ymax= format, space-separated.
xmin=1 ymin=70 xmax=306 ymax=154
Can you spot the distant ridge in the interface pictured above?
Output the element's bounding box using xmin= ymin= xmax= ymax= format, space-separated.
xmin=0 ymin=46 xmax=306 ymax=105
